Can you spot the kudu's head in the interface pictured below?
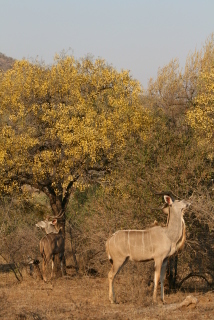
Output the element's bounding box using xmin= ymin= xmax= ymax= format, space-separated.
xmin=163 ymin=194 xmax=191 ymax=215
xmin=36 ymin=210 xmax=65 ymax=234
xmin=36 ymin=219 xmax=61 ymax=234
xmin=154 ymin=191 xmax=191 ymax=216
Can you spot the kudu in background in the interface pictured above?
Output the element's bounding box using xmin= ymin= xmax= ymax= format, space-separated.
xmin=36 ymin=215 xmax=65 ymax=282
xmin=106 ymin=193 xmax=190 ymax=304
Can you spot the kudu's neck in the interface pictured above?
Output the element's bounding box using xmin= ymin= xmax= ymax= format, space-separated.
xmin=166 ymin=207 xmax=183 ymax=242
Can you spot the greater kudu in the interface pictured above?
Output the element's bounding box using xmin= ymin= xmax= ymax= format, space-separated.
xmin=106 ymin=194 xmax=190 ymax=304
xmin=36 ymin=218 xmax=65 ymax=282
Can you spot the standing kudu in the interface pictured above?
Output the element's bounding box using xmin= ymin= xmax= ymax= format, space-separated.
xmin=106 ymin=193 xmax=190 ymax=304
xmin=36 ymin=217 xmax=65 ymax=282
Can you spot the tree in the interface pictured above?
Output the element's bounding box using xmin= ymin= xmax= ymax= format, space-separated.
xmin=146 ymin=58 xmax=184 ymax=112
xmin=0 ymin=56 xmax=152 ymax=221
xmin=145 ymin=52 xmax=202 ymax=127
xmin=141 ymin=37 xmax=214 ymax=291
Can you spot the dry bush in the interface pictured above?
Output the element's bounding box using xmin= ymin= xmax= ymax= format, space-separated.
xmin=65 ymin=212 xmax=110 ymax=277
xmin=1 ymin=227 xmax=40 ymax=262
xmin=0 ymin=194 xmax=46 ymax=281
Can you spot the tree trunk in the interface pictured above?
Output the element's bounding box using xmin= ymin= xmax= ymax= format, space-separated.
xmin=53 ymin=212 xmax=67 ymax=277
xmin=47 ymin=199 xmax=67 ymax=277
xmin=36 ymin=180 xmax=79 ymax=277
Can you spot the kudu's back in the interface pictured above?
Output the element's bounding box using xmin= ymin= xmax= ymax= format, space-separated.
xmin=106 ymin=226 xmax=172 ymax=263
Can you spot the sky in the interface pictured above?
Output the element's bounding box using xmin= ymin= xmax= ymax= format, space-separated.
xmin=1 ymin=0 xmax=214 ymax=88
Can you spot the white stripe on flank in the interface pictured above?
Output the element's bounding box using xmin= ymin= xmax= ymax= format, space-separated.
xmin=149 ymin=231 xmax=153 ymax=254
xmin=142 ymin=231 xmax=145 ymax=254
xmin=128 ymin=231 xmax=131 ymax=255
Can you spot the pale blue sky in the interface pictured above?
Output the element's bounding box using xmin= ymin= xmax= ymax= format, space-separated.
xmin=1 ymin=0 xmax=214 ymax=87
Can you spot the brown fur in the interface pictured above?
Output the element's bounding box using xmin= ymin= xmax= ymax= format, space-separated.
xmin=40 ymin=231 xmax=65 ymax=282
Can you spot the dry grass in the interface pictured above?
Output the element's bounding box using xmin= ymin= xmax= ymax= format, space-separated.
xmin=0 ymin=267 xmax=214 ymax=320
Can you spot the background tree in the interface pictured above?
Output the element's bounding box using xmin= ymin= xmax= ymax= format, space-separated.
xmin=140 ymin=36 xmax=214 ymax=290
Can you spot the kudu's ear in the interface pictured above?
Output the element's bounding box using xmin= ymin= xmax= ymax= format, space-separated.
xmin=51 ymin=219 xmax=57 ymax=225
xmin=164 ymin=195 xmax=173 ymax=205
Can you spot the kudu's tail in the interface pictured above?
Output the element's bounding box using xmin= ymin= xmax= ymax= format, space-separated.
xmin=106 ymin=237 xmax=113 ymax=265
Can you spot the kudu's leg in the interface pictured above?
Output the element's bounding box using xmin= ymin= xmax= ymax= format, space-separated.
xmin=51 ymin=255 xmax=55 ymax=279
xmin=42 ymin=258 xmax=47 ymax=282
xmin=160 ymin=258 xmax=168 ymax=303
xmin=108 ymin=264 xmax=117 ymax=304
xmin=153 ymin=259 xmax=162 ymax=303
xmin=60 ymin=254 xmax=64 ymax=277
xmin=108 ymin=258 xmax=128 ymax=304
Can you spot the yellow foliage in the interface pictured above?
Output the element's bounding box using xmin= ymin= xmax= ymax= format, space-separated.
xmin=145 ymin=34 xmax=213 ymax=160
xmin=187 ymin=35 xmax=214 ymax=157
xmin=0 ymin=56 xmax=152 ymax=196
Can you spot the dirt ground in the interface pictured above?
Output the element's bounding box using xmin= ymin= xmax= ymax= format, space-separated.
xmin=0 ymin=270 xmax=214 ymax=320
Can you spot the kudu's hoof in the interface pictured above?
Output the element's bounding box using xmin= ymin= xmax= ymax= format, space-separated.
xmin=152 ymin=299 xmax=158 ymax=306
xmin=109 ymin=298 xmax=117 ymax=304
